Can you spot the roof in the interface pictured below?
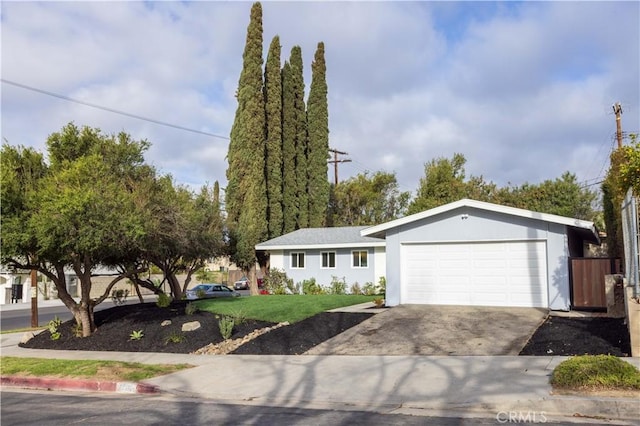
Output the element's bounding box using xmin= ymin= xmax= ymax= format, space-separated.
xmin=361 ymin=198 xmax=600 ymax=244
xmin=255 ymin=226 xmax=385 ymax=251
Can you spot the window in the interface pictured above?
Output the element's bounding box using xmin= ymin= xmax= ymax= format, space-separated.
xmin=291 ymin=252 xmax=305 ymax=269
xmin=321 ymin=251 xmax=336 ymax=268
xmin=352 ymin=250 xmax=368 ymax=268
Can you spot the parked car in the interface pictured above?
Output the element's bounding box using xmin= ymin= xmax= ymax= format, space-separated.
xmin=233 ymin=277 xmax=264 ymax=290
xmin=185 ymin=284 xmax=241 ymax=300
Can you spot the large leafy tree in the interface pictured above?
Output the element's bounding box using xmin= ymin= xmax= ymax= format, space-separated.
xmin=408 ymin=153 xmax=469 ymax=214
xmin=306 ymin=41 xmax=330 ymax=227
xmin=1 ymin=123 xmax=150 ymax=336
xmin=226 ymin=1 xmax=268 ymax=293
xmin=130 ymin=177 xmax=225 ymax=300
xmin=331 ymin=171 xmax=410 ymax=226
xmin=264 ymin=35 xmax=283 ymax=238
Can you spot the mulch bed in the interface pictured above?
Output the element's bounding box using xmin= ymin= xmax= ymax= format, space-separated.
xmin=519 ymin=316 xmax=632 ymax=357
xmin=21 ymin=303 xmax=632 ymax=357
xmin=20 ymin=302 xmax=373 ymax=355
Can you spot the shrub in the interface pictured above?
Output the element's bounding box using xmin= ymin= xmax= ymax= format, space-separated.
xmin=329 ymin=276 xmax=347 ymax=295
xmin=378 ymin=276 xmax=386 ymax=296
xmin=373 ymin=297 xmax=385 ymax=308
xmin=195 ymin=288 xmax=207 ymax=299
xmin=156 ymin=292 xmax=171 ymax=308
xmin=551 ymin=355 xmax=640 ymax=390
xmin=350 ymin=283 xmax=362 ymax=295
xmin=219 ymin=316 xmax=235 ymax=340
xmin=230 ymin=308 xmax=247 ymax=325
xmin=129 ymin=330 xmax=144 ymax=341
xmin=185 ymin=302 xmax=199 ymax=315
xmin=362 ymin=282 xmax=377 ymax=296
xmin=263 ymin=268 xmax=293 ymax=295
xmin=302 ymin=278 xmax=325 ymax=295
xmin=48 ymin=316 xmax=62 ymax=340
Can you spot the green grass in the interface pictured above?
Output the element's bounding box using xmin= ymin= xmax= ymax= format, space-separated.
xmin=551 ymin=355 xmax=640 ymax=391
xmin=0 ymin=356 xmax=192 ymax=382
xmin=195 ymin=294 xmax=377 ymax=323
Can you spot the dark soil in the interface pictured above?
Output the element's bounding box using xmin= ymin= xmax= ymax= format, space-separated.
xmin=519 ymin=316 xmax=631 ymax=357
xmin=20 ymin=302 xmax=373 ymax=355
xmin=21 ymin=303 xmax=632 ymax=356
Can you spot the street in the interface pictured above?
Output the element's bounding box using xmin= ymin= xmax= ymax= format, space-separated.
xmin=2 ymin=390 xmax=604 ymax=426
xmin=0 ymin=301 xmax=118 ymax=332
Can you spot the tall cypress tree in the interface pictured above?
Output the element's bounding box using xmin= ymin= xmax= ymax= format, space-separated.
xmin=226 ymin=2 xmax=267 ymax=283
xmin=306 ymin=42 xmax=330 ymax=227
xmin=281 ymin=61 xmax=297 ymax=233
xmin=264 ymin=35 xmax=283 ymax=238
xmin=290 ymin=46 xmax=308 ymax=229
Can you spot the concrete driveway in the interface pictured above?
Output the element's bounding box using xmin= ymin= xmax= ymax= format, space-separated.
xmin=305 ymin=305 xmax=548 ymax=356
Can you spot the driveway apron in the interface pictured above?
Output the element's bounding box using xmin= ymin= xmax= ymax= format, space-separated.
xmin=305 ymin=305 xmax=548 ymax=356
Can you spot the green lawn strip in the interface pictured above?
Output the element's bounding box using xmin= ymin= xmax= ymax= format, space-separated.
xmin=0 ymin=356 xmax=192 ymax=382
xmin=551 ymin=355 xmax=640 ymax=391
xmin=195 ymin=294 xmax=377 ymax=323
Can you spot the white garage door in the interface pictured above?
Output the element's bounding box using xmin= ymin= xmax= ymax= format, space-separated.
xmin=402 ymin=241 xmax=548 ymax=308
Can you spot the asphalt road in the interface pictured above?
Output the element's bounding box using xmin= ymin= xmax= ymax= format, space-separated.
xmin=0 ymin=302 xmax=117 ymax=331
xmin=1 ymin=390 xmax=588 ymax=426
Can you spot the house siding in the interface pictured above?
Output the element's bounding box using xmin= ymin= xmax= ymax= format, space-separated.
xmin=384 ymin=206 xmax=572 ymax=310
xmin=269 ymin=247 xmax=379 ymax=288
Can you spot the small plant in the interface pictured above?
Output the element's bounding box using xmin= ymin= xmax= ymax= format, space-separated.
xmin=329 ymin=276 xmax=347 ymax=295
xmin=219 ymin=316 xmax=235 ymax=340
xmin=195 ymin=288 xmax=207 ymax=299
xmin=350 ymin=282 xmax=362 ymax=295
xmin=48 ymin=316 xmax=62 ymax=340
xmin=129 ymin=330 xmax=144 ymax=341
xmin=373 ymin=297 xmax=385 ymax=308
xmin=230 ymin=308 xmax=246 ymax=325
xmin=73 ymin=322 xmax=83 ymax=337
xmin=263 ymin=268 xmax=293 ymax=295
xmin=377 ymin=276 xmax=386 ymax=297
xmin=362 ymin=282 xmax=377 ymax=296
xmin=302 ymin=278 xmax=325 ymax=295
xmin=185 ymin=302 xmax=199 ymax=315
xmin=165 ymin=332 xmax=185 ymax=345
xmin=551 ymin=355 xmax=640 ymax=390
xmin=156 ymin=292 xmax=171 ymax=308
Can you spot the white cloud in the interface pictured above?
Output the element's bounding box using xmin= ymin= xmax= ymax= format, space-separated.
xmin=1 ymin=1 xmax=638 ymax=199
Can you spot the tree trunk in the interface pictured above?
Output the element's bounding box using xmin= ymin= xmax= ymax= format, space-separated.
xmin=167 ymin=273 xmax=183 ymax=300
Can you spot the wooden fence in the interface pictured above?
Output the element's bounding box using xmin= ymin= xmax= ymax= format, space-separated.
xmin=570 ymin=258 xmax=621 ymax=309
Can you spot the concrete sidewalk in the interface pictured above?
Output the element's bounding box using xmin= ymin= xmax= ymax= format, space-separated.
xmin=2 ymin=331 xmax=639 ymax=422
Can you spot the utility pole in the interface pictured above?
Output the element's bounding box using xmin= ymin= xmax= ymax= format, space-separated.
xmin=613 ymin=102 xmax=623 ymax=148
xmin=328 ymin=148 xmax=351 ymax=185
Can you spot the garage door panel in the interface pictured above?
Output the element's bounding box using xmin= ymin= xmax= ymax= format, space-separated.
xmin=402 ymin=241 xmax=548 ymax=308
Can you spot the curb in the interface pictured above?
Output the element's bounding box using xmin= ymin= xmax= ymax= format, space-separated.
xmin=1 ymin=376 xmax=159 ymax=394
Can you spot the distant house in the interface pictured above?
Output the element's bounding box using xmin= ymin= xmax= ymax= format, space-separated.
xmin=255 ymin=226 xmax=386 ymax=288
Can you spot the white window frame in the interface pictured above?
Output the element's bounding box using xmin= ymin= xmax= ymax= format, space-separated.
xmin=352 ymin=250 xmax=368 ymax=268
xmin=320 ymin=251 xmax=336 ymax=269
xmin=290 ymin=252 xmax=305 ymax=269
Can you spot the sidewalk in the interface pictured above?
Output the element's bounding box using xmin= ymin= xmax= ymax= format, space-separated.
xmin=2 ymin=331 xmax=639 ymax=422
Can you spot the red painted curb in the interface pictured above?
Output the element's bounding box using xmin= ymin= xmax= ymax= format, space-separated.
xmin=1 ymin=376 xmax=159 ymax=394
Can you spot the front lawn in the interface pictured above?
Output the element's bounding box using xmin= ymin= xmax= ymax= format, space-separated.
xmin=194 ymin=294 xmax=376 ymax=323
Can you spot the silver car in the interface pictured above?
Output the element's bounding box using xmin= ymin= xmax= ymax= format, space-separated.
xmin=185 ymin=284 xmax=241 ymax=300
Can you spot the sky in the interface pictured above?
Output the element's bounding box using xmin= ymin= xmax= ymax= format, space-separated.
xmin=2 ymin=1 xmax=639 ymax=198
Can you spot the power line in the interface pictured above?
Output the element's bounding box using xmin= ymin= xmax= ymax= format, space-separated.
xmin=1 ymin=79 xmax=230 ymax=140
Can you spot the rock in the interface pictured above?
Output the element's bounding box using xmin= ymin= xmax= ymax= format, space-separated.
xmin=192 ymin=322 xmax=290 ymax=355
xmin=20 ymin=331 xmax=36 ymax=344
xmin=161 ymin=320 xmax=172 ymax=327
xmin=182 ymin=321 xmax=201 ymax=332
